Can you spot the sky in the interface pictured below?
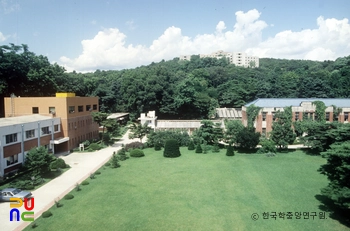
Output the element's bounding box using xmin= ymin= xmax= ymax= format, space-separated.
xmin=0 ymin=0 xmax=350 ymax=72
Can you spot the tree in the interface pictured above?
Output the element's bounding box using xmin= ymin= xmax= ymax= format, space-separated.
xmin=188 ymin=141 xmax=195 ymax=150
xmin=163 ymin=139 xmax=181 ymax=158
xmin=110 ymin=152 xmax=120 ymax=168
xmin=195 ymin=120 xmax=216 ymax=144
xmin=270 ymin=107 xmax=296 ymax=149
xmin=223 ymin=120 xmax=244 ymax=145
xmin=91 ymin=112 xmax=108 ymax=134
xmin=258 ymin=138 xmax=277 ymax=154
xmin=24 ymin=146 xmax=55 ymax=177
xmin=129 ymin=122 xmax=152 ymax=143
xmin=195 ymin=143 xmax=203 ymax=153
xmin=246 ymin=104 xmax=261 ymax=129
xmin=318 ymin=141 xmax=350 ymax=213
xmin=236 ymin=127 xmax=260 ymax=149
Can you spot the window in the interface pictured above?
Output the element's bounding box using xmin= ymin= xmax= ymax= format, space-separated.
xmin=78 ymin=105 xmax=83 ymax=112
xmin=25 ymin=130 xmax=35 ymax=139
xmin=49 ymin=107 xmax=56 ymax=114
xmin=345 ymin=112 xmax=349 ymax=121
xmin=54 ymin=124 xmax=59 ymax=132
xmin=262 ymin=128 xmax=266 ymax=136
xmin=309 ymin=112 xmax=314 ymax=120
xmin=93 ymin=104 xmax=97 ymax=110
xmin=326 ymin=112 xmax=330 ymax=122
xmin=69 ymin=106 xmax=75 ymax=113
xmin=295 ymin=112 xmax=299 ymax=121
xmin=6 ymin=133 xmax=17 ymax=144
xmin=86 ymin=105 xmax=91 ymax=111
xmin=41 ymin=126 xmax=50 ymax=135
xmin=262 ymin=112 xmax=267 ymax=121
xmin=6 ymin=154 xmax=18 ymax=166
xmin=272 ymin=112 xmax=276 ymax=121
xmin=32 ymin=107 xmax=39 ymax=114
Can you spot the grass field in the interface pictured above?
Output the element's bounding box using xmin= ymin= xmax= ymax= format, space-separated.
xmin=25 ymin=148 xmax=349 ymax=231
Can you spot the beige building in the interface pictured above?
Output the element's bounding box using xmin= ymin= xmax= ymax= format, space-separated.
xmin=4 ymin=93 xmax=99 ymax=152
xmin=180 ymin=50 xmax=259 ymax=68
xmin=242 ymin=98 xmax=350 ymax=136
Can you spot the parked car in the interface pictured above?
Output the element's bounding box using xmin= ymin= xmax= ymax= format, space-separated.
xmin=0 ymin=188 xmax=32 ymax=202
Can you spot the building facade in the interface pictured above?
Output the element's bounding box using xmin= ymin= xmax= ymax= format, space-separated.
xmin=4 ymin=93 xmax=99 ymax=152
xmin=0 ymin=115 xmax=61 ymax=177
xmin=242 ymin=98 xmax=350 ymax=136
xmin=180 ymin=50 xmax=259 ymax=68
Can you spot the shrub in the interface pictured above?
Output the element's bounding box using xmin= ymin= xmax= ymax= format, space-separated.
xmin=55 ymin=200 xmax=63 ymax=208
xmin=212 ymin=143 xmax=220 ymax=153
xmin=50 ymin=158 xmax=67 ymax=170
xmin=226 ymin=144 xmax=235 ymax=156
xmin=154 ymin=142 xmax=162 ymax=151
xmin=110 ymin=153 xmax=121 ymax=167
xmin=130 ymin=149 xmax=145 ymax=158
xmin=90 ymin=173 xmax=95 ymax=179
xmin=147 ymin=130 xmax=191 ymax=147
xmin=75 ymin=183 xmax=81 ymax=191
xmin=31 ymin=222 xmax=38 ymax=228
xmin=124 ymin=142 xmax=144 ymax=151
xmin=195 ymin=143 xmax=203 ymax=153
xmin=188 ymin=141 xmax=195 ymax=150
xmin=258 ymin=138 xmax=277 ymax=154
xmin=82 ymin=140 xmax=91 ymax=147
xmin=64 ymin=194 xmax=74 ymax=200
xmin=42 ymin=211 xmax=52 ymax=218
xmin=203 ymin=142 xmax=209 ymax=154
xmin=81 ymin=180 xmax=89 ymax=185
xmin=87 ymin=143 xmax=101 ymax=151
xmin=95 ymin=171 xmax=101 ymax=175
xmin=104 ymin=162 xmax=111 ymax=166
xmin=117 ymin=148 xmax=128 ymax=161
xmin=163 ymin=139 xmax=181 ymax=158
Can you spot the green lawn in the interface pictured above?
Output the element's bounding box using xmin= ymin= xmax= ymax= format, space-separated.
xmin=26 ymin=148 xmax=349 ymax=231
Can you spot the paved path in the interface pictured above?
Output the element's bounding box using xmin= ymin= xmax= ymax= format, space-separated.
xmin=0 ymin=131 xmax=136 ymax=231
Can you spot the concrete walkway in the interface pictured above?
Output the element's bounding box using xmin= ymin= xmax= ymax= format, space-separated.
xmin=0 ymin=131 xmax=136 ymax=231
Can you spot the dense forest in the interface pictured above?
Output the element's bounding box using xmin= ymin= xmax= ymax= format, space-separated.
xmin=1 ymin=44 xmax=350 ymax=119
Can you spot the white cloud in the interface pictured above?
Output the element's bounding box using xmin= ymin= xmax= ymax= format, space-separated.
xmin=247 ymin=16 xmax=350 ymax=60
xmin=0 ymin=31 xmax=7 ymax=42
xmin=59 ymin=9 xmax=350 ymax=72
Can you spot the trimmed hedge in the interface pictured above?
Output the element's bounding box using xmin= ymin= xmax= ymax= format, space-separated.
xmin=130 ymin=149 xmax=145 ymax=157
xmin=42 ymin=211 xmax=52 ymax=218
xmin=163 ymin=139 xmax=181 ymax=158
xmin=195 ymin=143 xmax=203 ymax=153
xmin=64 ymin=194 xmax=74 ymax=200
xmin=81 ymin=180 xmax=89 ymax=185
xmin=188 ymin=141 xmax=195 ymax=150
xmin=226 ymin=145 xmax=235 ymax=156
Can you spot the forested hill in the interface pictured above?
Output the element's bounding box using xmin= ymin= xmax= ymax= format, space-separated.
xmin=0 ymin=44 xmax=350 ymax=119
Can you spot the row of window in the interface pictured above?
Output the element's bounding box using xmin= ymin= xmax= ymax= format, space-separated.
xmin=68 ymin=118 xmax=94 ymax=130
xmin=6 ymin=154 xmax=18 ymax=167
xmin=5 ymin=125 xmax=59 ymax=144
xmin=69 ymin=104 xmax=97 ymax=114
xmin=69 ymin=131 xmax=98 ymax=148
xmin=32 ymin=105 xmax=98 ymax=115
xmin=261 ymin=112 xmax=349 ymax=122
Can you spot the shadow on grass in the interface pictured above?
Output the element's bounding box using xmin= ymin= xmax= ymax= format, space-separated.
xmin=315 ymin=194 xmax=350 ymax=228
xmin=276 ymin=149 xmax=297 ymax=154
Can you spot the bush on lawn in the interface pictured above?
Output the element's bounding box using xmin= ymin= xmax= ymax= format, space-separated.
xmin=188 ymin=141 xmax=195 ymax=150
xmin=226 ymin=144 xmax=235 ymax=156
xmin=81 ymin=180 xmax=89 ymax=185
xmin=124 ymin=142 xmax=144 ymax=151
xmin=212 ymin=143 xmax=220 ymax=153
xmin=258 ymin=138 xmax=277 ymax=154
xmin=130 ymin=149 xmax=145 ymax=158
xmin=42 ymin=211 xmax=52 ymax=218
xmin=110 ymin=153 xmax=121 ymax=167
xmin=64 ymin=194 xmax=74 ymax=200
xmin=195 ymin=143 xmax=203 ymax=153
xmin=154 ymin=142 xmax=162 ymax=151
xmin=117 ymin=148 xmax=128 ymax=161
xmin=163 ymin=139 xmax=181 ymax=158
xmin=95 ymin=171 xmax=101 ymax=175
